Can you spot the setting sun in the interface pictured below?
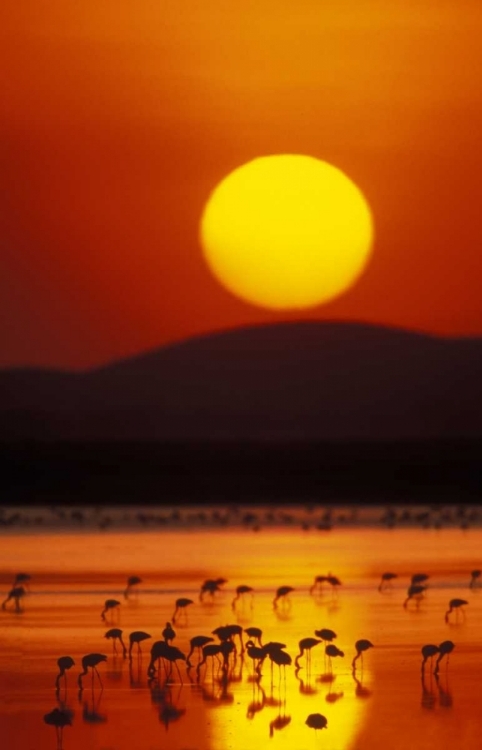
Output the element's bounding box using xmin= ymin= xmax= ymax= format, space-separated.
xmin=200 ymin=154 xmax=374 ymax=310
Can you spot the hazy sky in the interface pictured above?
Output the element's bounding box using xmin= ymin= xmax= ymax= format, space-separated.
xmin=2 ymin=1 xmax=482 ymax=368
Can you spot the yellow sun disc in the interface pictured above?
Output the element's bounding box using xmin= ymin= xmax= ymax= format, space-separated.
xmin=200 ymin=154 xmax=374 ymax=310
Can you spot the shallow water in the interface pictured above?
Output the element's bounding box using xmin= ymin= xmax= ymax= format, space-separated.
xmin=1 ymin=520 xmax=481 ymax=750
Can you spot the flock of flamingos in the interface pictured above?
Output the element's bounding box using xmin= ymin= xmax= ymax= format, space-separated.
xmin=2 ymin=567 xmax=480 ymax=747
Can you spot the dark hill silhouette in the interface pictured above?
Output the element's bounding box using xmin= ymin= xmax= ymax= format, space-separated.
xmin=1 ymin=321 xmax=481 ymax=440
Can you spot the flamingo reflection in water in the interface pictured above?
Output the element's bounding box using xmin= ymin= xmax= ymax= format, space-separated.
xmin=82 ymin=690 xmax=107 ymax=724
xmin=269 ymin=698 xmax=291 ymax=737
xmin=43 ymin=708 xmax=72 ymax=750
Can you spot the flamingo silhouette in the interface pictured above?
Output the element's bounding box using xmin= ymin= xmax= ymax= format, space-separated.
xmin=78 ymin=653 xmax=107 ymax=690
xmin=231 ymin=585 xmax=253 ymax=610
xmin=104 ymin=628 xmax=127 ymax=657
xmin=43 ymin=708 xmax=72 ymax=749
xmin=14 ymin=573 xmax=31 ymax=588
xmin=212 ymin=623 xmax=244 ymax=653
xmin=403 ymin=584 xmax=426 ymax=609
xmin=101 ymin=599 xmax=120 ymax=622
xmin=124 ymin=575 xmax=142 ymax=599
xmin=273 ymin=586 xmax=294 ymax=609
xmin=378 ymin=572 xmax=397 ymax=592
xmin=128 ymin=631 xmax=151 ymax=658
xmin=294 ymin=638 xmax=322 ymax=669
xmin=434 ymin=641 xmax=455 ymax=674
xmin=162 ymin=622 xmax=176 ymax=644
xmin=147 ymin=641 xmax=186 ymax=682
xmin=172 ymin=598 xmax=193 ymax=624
xmin=1 ymin=585 xmax=26 ymax=612
xmin=269 ymin=701 xmax=291 ymax=737
xmin=200 ymin=577 xmax=227 ymax=601
xmin=469 ymin=569 xmax=481 ymax=589
xmin=445 ymin=598 xmax=468 ymax=623
xmin=245 ymin=640 xmax=267 ymax=677
xmin=352 ymin=639 xmax=373 ymax=670
xmin=266 ymin=646 xmax=292 ymax=679
xmin=186 ymin=635 xmax=214 ymax=667
xmin=196 ymin=641 xmax=234 ymax=681
xmin=244 ymin=626 xmax=263 ymax=646
xmin=306 ymin=713 xmax=328 ymax=731
xmin=315 ymin=627 xmax=337 ymax=643
xmin=325 ymin=644 xmax=344 ymax=674
xmin=55 ymin=656 xmax=75 ymax=689
xmin=421 ymin=644 xmax=439 ymax=673
xmin=411 ymin=573 xmax=429 ymax=586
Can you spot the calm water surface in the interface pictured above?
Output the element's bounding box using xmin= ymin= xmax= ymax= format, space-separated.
xmin=1 ymin=516 xmax=481 ymax=750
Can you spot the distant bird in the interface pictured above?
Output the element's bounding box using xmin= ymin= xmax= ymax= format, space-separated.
xmin=325 ymin=644 xmax=344 ymax=673
xmin=445 ymin=598 xmax=468 ymax=623
xmin=294 ymin=638 xmax=322 ymax=669
xmin=469 ymin=569 xmax=481 ymax=588
xmin=172 ymin=597 xmax=193 ymax=624
xmin=314 ymin=628 xmax=337 ymax=643
xmin=310 ymin=574 xmax=341 ymax=595
xmin=434 ymin=641 xmax=455 ymax=674
xmin=104 ymin=628 xmax=127 ymax=657
xmin=421 ymin=644 xmax=439 ymax=673
xmin=212 ymin=623 xmax=244 ymax=652
xmin=101 ymin=599 xmax=120 ymax=622
xmin=78 ymin=654 xmax=107 ymax=690
xmin=124 ymin=575 xmax=142 ymax=599
xmin=148 ymin=641 xmax=186 ymax=682
xmin=186 ymin=635 xmax=214 ymax=667
xmin=1 ymin=585 xmax=26 ymax=612
xmin=411 ymin=573 xmax=429 ymax=586
xmin=200 ymin=577 xmax=227 ymax=601
xmin=352 ymin=639 xmax=374 ymax=670
xmin=306 ymin=713 xmax=328 ymax=731
xmin=378 ymin=572 xmax=397 ymax=592
xmin=43 ymin=707 xmax=72 ymax=749
xmin=244 ymin=627 xmax=263 ymax=647
xmin=162 ymin=622 xmax=176 ymax=644
xmin=128 ymin=631 xmax=151 ymax=658
xmin=14 ymin=573 xmax=31 ymax=588
xmin=245 ymin=640 xmax=267 ymax=676
xmin=55 ymin=656 xmax=75 ymax=689
xmin=231 ymin=585 xmax=254 ymax=610
xmin=403 ymin=584 xmax=426 ymax=609
xmin=273 ymin=586 xmax=294 ymax=609
xmin=310 ymin=575 xmax=328 ymax=595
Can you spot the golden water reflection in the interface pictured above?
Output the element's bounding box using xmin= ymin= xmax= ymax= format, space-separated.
xmin=0 ymin=526 xmax=481 ymax=749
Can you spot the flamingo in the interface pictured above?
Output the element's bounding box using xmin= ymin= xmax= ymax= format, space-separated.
xmin=469 ymin=569 xmax=481 ymax=588
xmin=1 ymin=585 xmax=26 ymax=612
xmin=162 ymin=622 xmax=176 ymax=644
xmin=378 ymin=572 xmax=397 ymax=592
xmin=411 ymin=573 xmax=429 ymax=586
xmin=78 ymin=653 xmax=107 ymax=690
xmin=124 ymin=575 xmax=142 ymax=599
xmin=14 ymin=573 xmax=31 ymax=588
xmin=101 ymin=599 xmax=120 ymax=622
xmin=43 ymin=708 xmax=72 ymax=750
xmin=403 ymin=584 xmax=426 ymax=609
xmin=200 ymin=577 xmax=227 ymax=601
xmin=55 ymin=656 xmax=75 ymax=689
xmin=244 ymin=627 xmax=263 ymax=647
xmin=306 ymin=713 xmax=328 ymax=731
xmin=245 ymin=640 xmax=267 ymax=676
xmin=186 ymin=635 xmax=214 ymax=666
xmin=172 ymin=597 xmax=193 ymax=624
xmin=273 ymin=585 xmax=294 ymax=609
xmin=128 ymin=631 xmax=151 ymax=658
xmin=104 ymin=628 xmax=127 ymax=657
xmin=212 ymin=623 xmax=244 ymax=653
xmin=294 ymin=638 xmax=322 ymax=669
xmin=421 ymin=644 xmax=439 ymax=673
xmin=196 ymin=641 xmax=234 ymax=680
xmin=231 ymin=585 xmax=253 ymax=610
xmin=147 ymin=641 xmax=186 ymax=682
xmin=352 ymin=639 xmax=374 ymax=670
xmin=325 ymin=644 xmax=344 ymax=674
xmin=314 ymin=628 xmax=337 ymax=643
xmin=266 ymin=646 xmax=292 ymax=678
xmin=445 ymin=598 xmax=468 ymax=623
xmin=434 ymin=640 xmax=455 ymax=674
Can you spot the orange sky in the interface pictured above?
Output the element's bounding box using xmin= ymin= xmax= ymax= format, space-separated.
xmin=2 ymin=1 xmax=482 ymax=368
